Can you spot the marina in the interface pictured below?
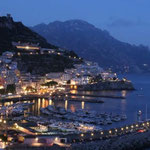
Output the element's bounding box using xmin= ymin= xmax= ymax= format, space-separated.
xmin=0 ymin=74 xmax=149 ymax=149
xmin=0 ymin=74 xmax=149 ymax=147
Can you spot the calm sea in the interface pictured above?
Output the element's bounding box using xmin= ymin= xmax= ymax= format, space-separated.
xmin=2 ymin=74 xmax=150 ymax=129
xmin=54 ymin=73 xmax=150 ymax=129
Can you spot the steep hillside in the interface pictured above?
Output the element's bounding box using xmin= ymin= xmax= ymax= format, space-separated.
xmin=0 ymin=15 xmax=81 ymax=75
xmin=0 ymin=15 xmax=57 ymax=53
xmin=31 ymin=20 xmax=150 ymax=73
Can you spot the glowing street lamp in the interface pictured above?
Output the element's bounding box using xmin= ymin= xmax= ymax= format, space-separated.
xmin=91 ymin=133 xmax=94 ymax=136
xmin=35 ymin=138 xmax=38 ymax=142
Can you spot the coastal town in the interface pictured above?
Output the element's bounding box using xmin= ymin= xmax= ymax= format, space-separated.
xmin=0 ymin=36 xmax=135 ymax=148
xmin=0 ymin=36 xmax=134 ymax=97
xmin=0 ymin=37 xmax=145 ymax=149
xmin=0 ymin=14 xmax=149 ymax=150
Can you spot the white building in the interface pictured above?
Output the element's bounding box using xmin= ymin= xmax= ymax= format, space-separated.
xmin=101 ymin=72 xmax=117 ymax=80
xmin=71 ymin=75 xmax=91 ymax=85
xmin=74 ymin=61 xmax=104 ymax=76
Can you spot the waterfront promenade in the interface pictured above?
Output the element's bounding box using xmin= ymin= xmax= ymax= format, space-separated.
xmin=14 ymin=120 xmax=150 ymax=144
xmin=48 ymin=120 xmax=150 ymax=143
xmin=7 ymin=119 xmax=150 ymax=150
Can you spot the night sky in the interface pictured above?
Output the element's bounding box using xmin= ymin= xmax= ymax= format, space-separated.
xmin=0 ymin=0 xmax=150 ymax=47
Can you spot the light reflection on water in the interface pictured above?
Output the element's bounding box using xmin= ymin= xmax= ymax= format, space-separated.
xmin=1 ymin=74 xmax=150 ymax=129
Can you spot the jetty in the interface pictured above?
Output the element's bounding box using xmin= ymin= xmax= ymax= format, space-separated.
xmin=68 ymin=93 xmax=126 ymax=99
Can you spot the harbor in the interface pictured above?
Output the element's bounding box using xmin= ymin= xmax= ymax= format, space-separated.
xmin=0 ymin=74 xmax=149 ymax=149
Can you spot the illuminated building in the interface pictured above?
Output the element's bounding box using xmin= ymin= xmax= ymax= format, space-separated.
xmin=12 ymin=42 xmax=40 ymax=51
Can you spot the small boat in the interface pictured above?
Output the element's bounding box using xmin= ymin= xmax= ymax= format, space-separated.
xmin=107 ymin=120 xmax=113 ymax=124
xmin=121 ymin=115 xmax=127 ymax=120
xmin=137 ymin=110 xmax=142 ymax=116
xmin=112 ymin=117 xmax=120 ymax=122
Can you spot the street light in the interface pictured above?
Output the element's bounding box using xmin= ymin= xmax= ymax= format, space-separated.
xmin=81 ymin=134 xmax=84 ymax=137
xmin=101 ymin=131 xmax=103 ymax=135
xmin=55 ymin=137 xmax=59 ymax=142
xmin=14 ymin=123 xmax=18 ymax=128
xmin=35 ymin=138 xmax=38 ymax=142
xmin=91 ymin=133 xmax=94 ymax=136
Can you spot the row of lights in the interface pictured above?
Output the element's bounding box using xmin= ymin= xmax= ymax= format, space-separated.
xmin=80 ymin=122 xmax=150 ymax=138
xmin=0 ymin=119 xmax=6 ymax=124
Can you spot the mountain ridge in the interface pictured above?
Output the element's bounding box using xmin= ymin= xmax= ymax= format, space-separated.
xmin=31 ymin=19 xmax=150 ymax=73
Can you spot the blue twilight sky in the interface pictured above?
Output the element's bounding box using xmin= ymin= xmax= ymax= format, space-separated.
xmin=0 ymin=0 xmax=150 ymax=47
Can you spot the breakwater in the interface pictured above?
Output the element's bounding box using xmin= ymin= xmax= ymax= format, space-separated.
xmin=68 ymin=93 xmax=125 ymax=99
xmin=77 ymin=80 xmax=135 ymax=91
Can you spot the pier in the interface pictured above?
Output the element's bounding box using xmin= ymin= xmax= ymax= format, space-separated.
xmin=68 ymin=93 xmax=126 ymax=99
